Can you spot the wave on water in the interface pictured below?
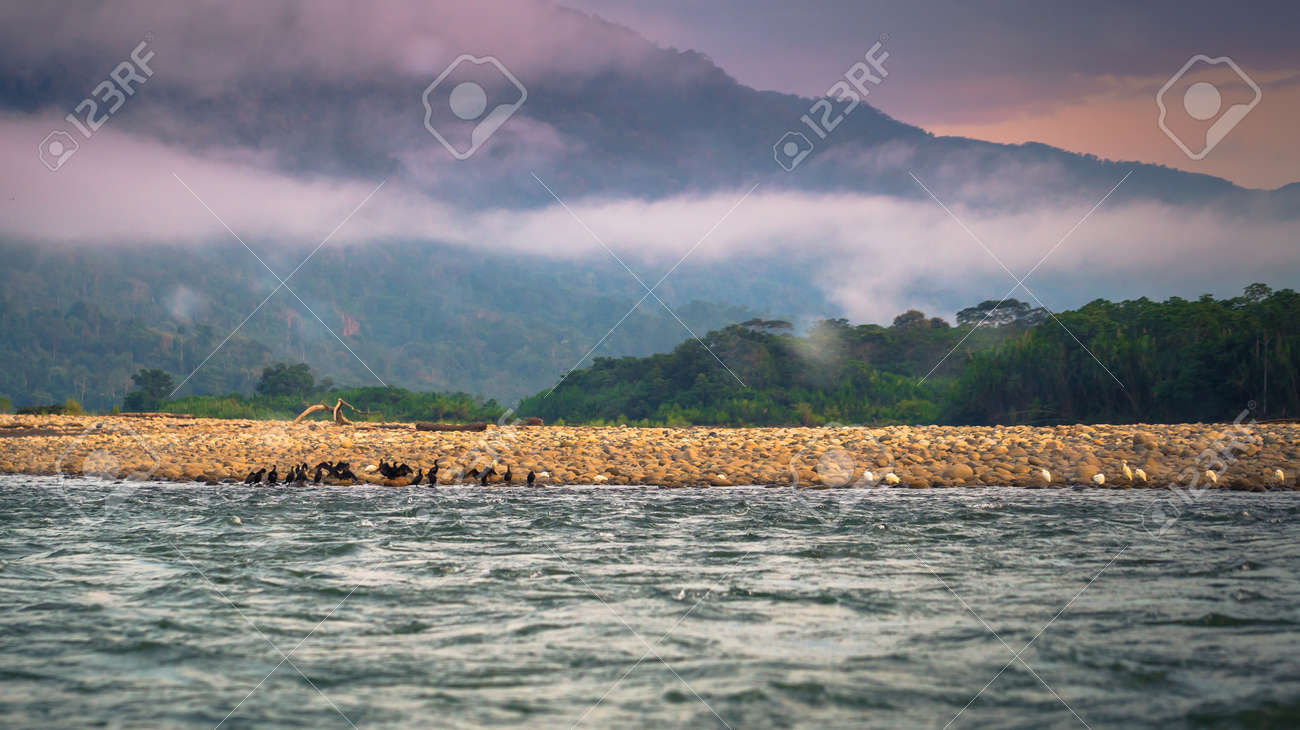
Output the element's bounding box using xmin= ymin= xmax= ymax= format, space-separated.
xmin=1 ymin=475 xmax=1298 ymax=728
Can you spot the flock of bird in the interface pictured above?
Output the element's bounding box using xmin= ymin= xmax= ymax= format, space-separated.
xmin=1031 ymin=460 xmax=1284 ymax=487
xmin=239 ymin=457 xmax=1286 ymax=488
xmin=852 ymin=460 xmax=1286 ymax=488
xmin=241 ymin=458 xmax=539 ymax=487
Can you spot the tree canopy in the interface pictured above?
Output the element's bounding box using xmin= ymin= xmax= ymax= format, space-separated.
xmin=123 ymin=368 xmax=175 ymax=412
xmin=255 ymin=363 xmax=318 ymax=398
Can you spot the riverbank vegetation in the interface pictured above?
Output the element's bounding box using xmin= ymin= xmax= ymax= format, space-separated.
xmin=7 ymin=286 xmax=1295 ymax=426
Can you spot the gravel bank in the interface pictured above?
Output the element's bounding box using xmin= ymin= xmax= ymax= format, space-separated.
xmin=0 ymin=415 xmax=1295 ymax=490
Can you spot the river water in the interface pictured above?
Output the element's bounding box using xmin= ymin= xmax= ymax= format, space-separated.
xmin=1 ymin=475 xmax=1297 ymax=729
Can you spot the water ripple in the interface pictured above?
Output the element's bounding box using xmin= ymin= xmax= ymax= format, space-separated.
xmin=1 ymin=476 xmax=1298 ymax=728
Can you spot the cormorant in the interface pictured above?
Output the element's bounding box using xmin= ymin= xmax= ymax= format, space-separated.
xmin=313 ymin=466 xmax=325 ymax=484
xmin=480 ymin=466 xmax=497 ymax=486
xmin=502 ymin=465 xmax=513 ymax=484
xmin=429 ymin=460 xmax=440 ymax=486
xmin=409 ymin=468 xmax=424 ymax=486
xmin=464 ymin=467 xmax=480 ymax=483
xmin=245 ymin=468 xmax=265 ymax=485
xmin=266 ymin=466 xmax=279 ymax=485
xmin=527 ymin=470 xmax=536 ymax=486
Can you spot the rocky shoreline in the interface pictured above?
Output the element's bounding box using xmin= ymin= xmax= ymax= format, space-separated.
xmin=0 ymin=414 xmax=1296 ymax=491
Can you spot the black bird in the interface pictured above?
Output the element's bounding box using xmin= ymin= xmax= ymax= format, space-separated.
xmin=428 ymin=459 xmax=440 ymax=486
xmin=409 ymin=468 xmax=424 ymax=486
xmin=292 ymin=466 xmax=307 ymax=485
xmin=244 ymin=468 xmax=265 ymax=485
xmin=502 ymin=465 xmax=513 ymax=484
xmin=378 ymin=461 xmax=413 ymax=479
xmin=464 ymin=467 xmax=480 ymax=483
xmin=266 ymin=466 xmax=279 ymax=485
xmin=480 ymin=466 xmax=497 ymax=486
xmin=337 ymin=465 xmax=358 ymax=481
xmin=527 ymin=470 xmax=536 ymax=486
xmin=313 ymin=465 xmax=325 ymax=484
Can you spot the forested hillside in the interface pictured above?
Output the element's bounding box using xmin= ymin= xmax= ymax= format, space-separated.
xmin=518 ymin=309 xmax=1032 ymax=425
xmin=0 ymin=241 xmax=759 ymax=410
xmin=10 ymin=277 xmax=1294 ymax=427
xmin=947 ymin=285 xmax=1299 ymax=424
xmin=520 ymin=286 xmax=1300 ymax=426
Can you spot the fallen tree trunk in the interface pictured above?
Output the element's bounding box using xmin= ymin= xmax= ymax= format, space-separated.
xmin=293 ymin=398 xmax=378 ymax=425
xmin=415 ymin=421 xmax=488 ymax=432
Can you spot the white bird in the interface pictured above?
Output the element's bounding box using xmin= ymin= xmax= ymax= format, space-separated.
xmin=363 ymin=464 xmax=378 ymax=473
xmin=593 ymin=474 xmax=609 ymax=483
xmin=1092 ymin=472 xmax=1106 ymax=486
xmin=1275 ymin=468 xmax=1286 ymax=484
xmin=862 ymin=470 xmax=876 ymax=485
xmin=1205 ymin=470 xmax=1218 ymax=486
xmin=1040 ymin=468 xmax=1051 ymax=483
xmin=1134 ymin=467 xmax=1148 ymax=484
xmin=1122 ymin=461 xmax=1134 ymax=483
xmin=883 ymin=472 xmax=900 ymax=485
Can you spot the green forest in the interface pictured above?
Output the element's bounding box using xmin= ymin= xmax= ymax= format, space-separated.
xmin=0 ymin=241 xmax=759 ymax=410
xmin=143 ymin=364 xmax=505 ymax=423
xmin=520 ymin=285 xmax=1299 ymax=426
xmin=6 ymin=285 xmax=1297 ymax=426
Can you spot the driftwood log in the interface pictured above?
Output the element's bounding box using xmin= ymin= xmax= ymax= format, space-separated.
xmin=293 ymin=398 xmax=378 ymax=425
xmin=416 ymin=421 xmax=488 ymax=432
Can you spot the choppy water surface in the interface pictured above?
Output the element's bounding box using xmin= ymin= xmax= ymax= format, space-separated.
xmin=1 ymin=476 xmax=1298 ymax=729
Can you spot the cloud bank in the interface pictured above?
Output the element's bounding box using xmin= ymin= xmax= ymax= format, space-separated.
xmin=5 ymin=112 xmax=1293 ymax=325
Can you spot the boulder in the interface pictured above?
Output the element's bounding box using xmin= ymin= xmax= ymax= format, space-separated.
xmin=942 ymin=463 xmax=975 ymax=481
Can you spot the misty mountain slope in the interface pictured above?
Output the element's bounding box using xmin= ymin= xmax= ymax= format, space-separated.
xmin=0 ymin=240 xmax=789 ymax=409
xmin=2 ymin=1 xmax=1289 ymax=212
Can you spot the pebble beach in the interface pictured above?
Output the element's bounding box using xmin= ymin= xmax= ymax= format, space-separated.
xmin=1 ymin=414 xmax=1296 ymax=490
